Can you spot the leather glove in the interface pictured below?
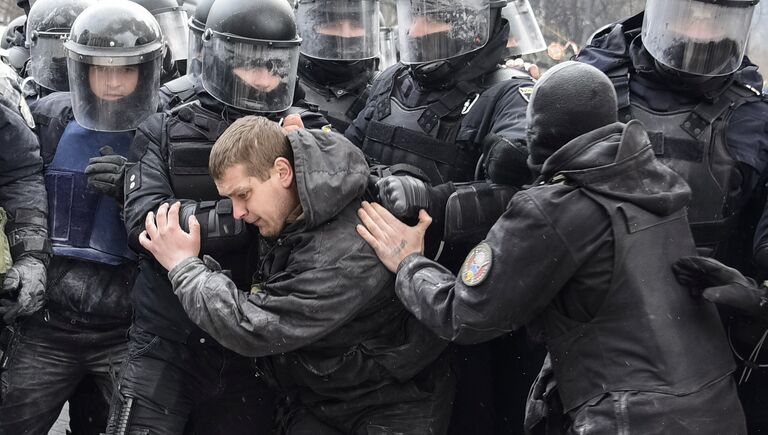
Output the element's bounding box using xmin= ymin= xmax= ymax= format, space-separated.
xmin=85 ymin=146 xmax=127 ymax=202
xmin=482 ymin=134 xmax=532 ymax=187
xmin=0 ymin=256 xmax=46 ymax=323
xmin=672 ymin=256 xmax=768 ymax=318
xmin=376 ymin=175 xmax=431 ymax=219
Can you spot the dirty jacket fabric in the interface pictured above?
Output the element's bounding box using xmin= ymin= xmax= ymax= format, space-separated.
xmin=168 ymin=129 xmax=448 ymax=408
xmin=395 ymin=121 xmax=745 ymax=434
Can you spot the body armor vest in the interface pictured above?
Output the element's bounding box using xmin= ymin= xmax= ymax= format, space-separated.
xmin=362 ymin=66 xmax=531 ymax=184
xmin=626 ymin=85 xmax=760 ymax=255
xmin=45 ymin=120 xmax=135 ymax=265
xmin=300 ymin=78 xmax=369 ymax=133
xmin=545 ymin=191 xmax=734 ymax=412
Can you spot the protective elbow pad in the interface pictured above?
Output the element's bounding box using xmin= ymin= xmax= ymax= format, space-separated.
xmin=443 ymin=183 xmax=518 ymax=244
xmin=180 ymin=200 xmax=251 ymax=255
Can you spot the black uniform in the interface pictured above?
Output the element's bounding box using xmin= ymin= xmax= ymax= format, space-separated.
xmin=396 ymin=120 xmax=746 ymax=434
xmin=346 ymin=15 xmax=542 ymax=435
xmin=577 ymin=13 xmax=768 ymax=432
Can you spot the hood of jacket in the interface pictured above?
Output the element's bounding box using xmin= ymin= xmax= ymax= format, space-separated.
xmin=540 ymin=120 xmax=691 ymax=216
xmin=287 ymin=129 xmax=368 ymax=230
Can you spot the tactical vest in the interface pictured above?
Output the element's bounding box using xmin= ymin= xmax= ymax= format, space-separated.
xmin=165 ymin=101 xmax=312 ymax=201
xmin=544 ymin=191 xmax=735 ymax=412
xmin=362 ymin=66 xmax=532 ymax=184
xmin=300 ymin=78 xmax=369 ymax=133
xmin=608 ymin=67 xmax=763 ymax=255
xmin=45 ymin=120 xmax=136 ymax=265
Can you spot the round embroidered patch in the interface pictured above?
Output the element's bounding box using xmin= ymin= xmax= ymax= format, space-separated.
xmin=460 ymin=242 xmax=493 ymax=287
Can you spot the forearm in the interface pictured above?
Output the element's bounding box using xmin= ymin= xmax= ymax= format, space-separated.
xmin=395 ymin=253 xmax=513 ymax=345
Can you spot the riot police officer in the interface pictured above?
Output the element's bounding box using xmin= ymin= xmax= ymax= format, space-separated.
xmin=158 ymin=0 xmax=215 ymax=109
xmin=500 ymin=0 xmax=545 ymax=78
xmin=129 ymin=0 xmax=190 ymax=81
xmin=576 ymin=1 xmax=768 ymax=431
xmin=0 ymin=48 xmax=49 ymax=377
xmin=0 ymin=15 xmax=29 ymax=75
xmin=345 ymin=0 xmax=543 ymax=432
xmin=295 ymin=0 xmax=381 ymax=132
xmin=0 ymin=1 xmax=164 ymax=433
xmin=110 ymin=0 xmax=329 ymax=432
xmin=25 ymin=0 xmax=97 ymax=99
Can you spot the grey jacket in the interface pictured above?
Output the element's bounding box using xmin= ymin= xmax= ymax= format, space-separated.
xmin=168 ymin=129 xmax=446 ymax=400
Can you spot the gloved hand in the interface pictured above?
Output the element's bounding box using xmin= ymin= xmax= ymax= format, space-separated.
xmin=0 ymin=256 xmax=46 ymax=323
xmin=376 ymin=175 xmax=430 ymax=219
xmin=481 ymin=134 xmax=531 ymax=187
xmin=672 ymin=256 xmax=768 ymax=318
xmin=85 ymin=146 xmax=127 ymax=201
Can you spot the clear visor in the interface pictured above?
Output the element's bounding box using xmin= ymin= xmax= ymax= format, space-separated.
xmin=201 ymin=37 xmax=299 ymax=113
xmin=378 ymin=26 xmax=399 ymax=70
xmin=642 ymin=0 xmax=756 ymax=76
xmin=502 ymin=0 xmax=545 ymax=56
xmin=155 ymin=10 xmax=190 ymax=61
xmin=67 ymin=59 xmax=161 ymax=131
xmin=187 ymin=27 xmax=203 ymax=77
xmin=747 ymin=3 xmax=768 ymax=84
xmin=397 ymin=0 xmax=490 ymax=64
xmin=28 ymin=34 xmax=70 ymax=91
xmin=297 ymin=0 xmax=380 ymax=60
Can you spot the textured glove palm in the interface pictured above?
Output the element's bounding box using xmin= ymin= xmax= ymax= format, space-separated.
xmin=673 ymin=256 xmax=768 ymax=319
xmin=0 ymin=256 xmax=46 ymax=323
xmin=85 ymin=145 xmax=127 ymax=202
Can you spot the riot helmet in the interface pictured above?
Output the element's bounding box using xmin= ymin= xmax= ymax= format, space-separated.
xmin=26 ymin=0 xmax=96 ymax=92
xmin=1 ymin=15 xmax=26 ymax=50
xmin=64 ymin=0 xmax=164 ymax=131
xmin=378 ymin=25 xmax=398 ymax=70
xmin=187 ymin=0 xmax=215 ymax=77
xmin=501 ymin=0 xmax=545 ymax=57
xmin=396 ymin=0 xmax=501 ymax=64
xmin=642 ymin=0 xmax=759 ymax=76
xmin=131 ymin=0 xmax=189 ymax=61
xmin=296 ymin=0 xmax=380 ymax=61
xmin=201 ymin=0 xmax=301 ymax=112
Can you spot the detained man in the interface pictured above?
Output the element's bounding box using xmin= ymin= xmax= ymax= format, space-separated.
xmin=138 ymin=116 xmax=453 ymax=434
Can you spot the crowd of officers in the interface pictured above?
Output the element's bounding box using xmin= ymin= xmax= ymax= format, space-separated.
xmin=0 ymin=0 xmax=767 ymax=433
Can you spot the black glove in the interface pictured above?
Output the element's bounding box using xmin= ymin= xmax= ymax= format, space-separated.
xmin=0 ymin=256 xmax=46 ymax=323
xmin=85 ymin=146 xmax=127 ymax=202
xmin=482 ymin=134 xmax=532 ymax=187
xmin=672 ymin=256 xmax=768 ymax=318
xmin=376 ymin=175 xmax=431 ymax=219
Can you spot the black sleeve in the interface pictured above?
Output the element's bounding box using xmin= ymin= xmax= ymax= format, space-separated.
xmin=0 ymin=104 xmax=50 ymax=262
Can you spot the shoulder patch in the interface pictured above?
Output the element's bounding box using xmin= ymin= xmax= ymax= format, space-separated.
xmin=519 ymin=86 xmax=534 ymax=103
xmin=460 ymin=242 xmax=493 ymax=287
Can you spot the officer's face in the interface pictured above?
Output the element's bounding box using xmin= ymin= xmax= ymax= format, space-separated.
xmin=89 ymin=65 xmax=140 ymax=101
xmin=215 ymin=162 xmax=298 ymax=238
xmin=408 ymin=16 xmax=451 ymax=38
xmin=317 ymin=19 xmax=366 ymax=38
xmin=233 ymin=67 xmax=282 ymax=93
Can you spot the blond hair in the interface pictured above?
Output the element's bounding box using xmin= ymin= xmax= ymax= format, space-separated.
xmin=209 ymin=115 xmax=293 ymax=181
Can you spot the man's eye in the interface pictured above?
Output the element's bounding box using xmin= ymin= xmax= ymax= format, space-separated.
xmin=238 ymin=193 xmax=248 ymax=200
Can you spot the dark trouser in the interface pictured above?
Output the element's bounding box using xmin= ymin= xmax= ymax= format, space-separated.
xmin=106 ymin=327 xmax=275 ymax=435
xmin=448 ymin=333 xmax=546 ymax=435
xmin=280 ymin=354 xmax=455 ymax=435
xmin=0 ymin=312 xmax=128 ymax=435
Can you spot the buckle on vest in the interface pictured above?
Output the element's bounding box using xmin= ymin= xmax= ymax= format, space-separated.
xmin=461 ymin=93 xmax=480 ymax=115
